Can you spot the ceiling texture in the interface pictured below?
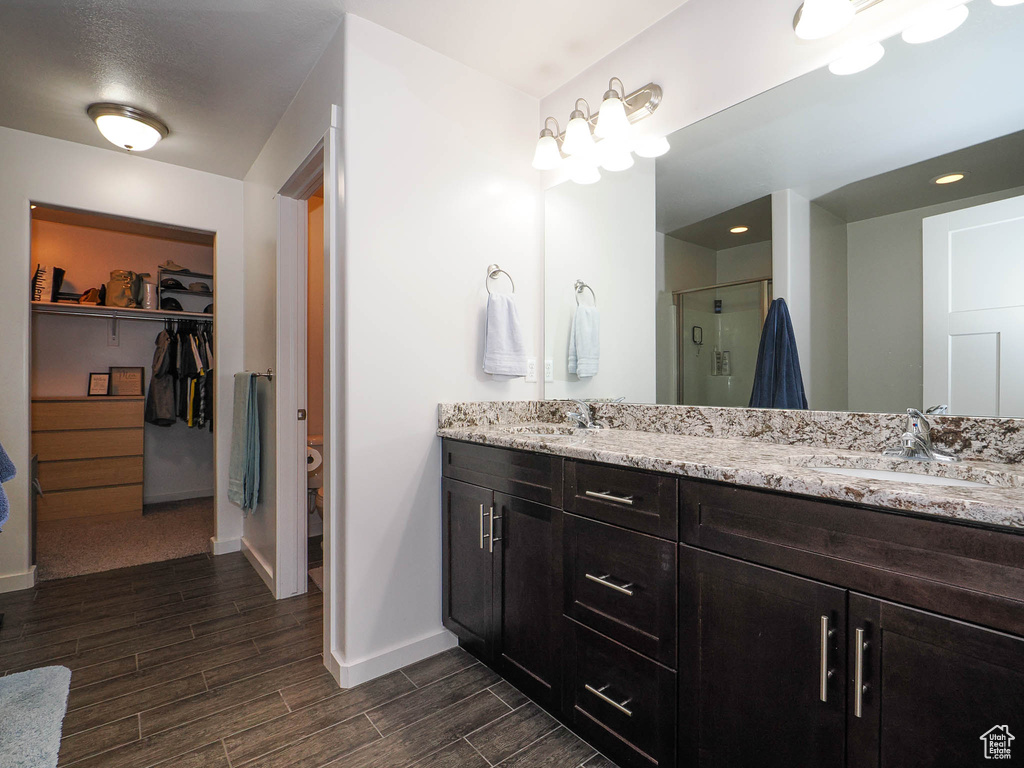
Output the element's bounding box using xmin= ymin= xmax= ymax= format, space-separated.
xmin=0 ymin=0 xmax=689 ymax=179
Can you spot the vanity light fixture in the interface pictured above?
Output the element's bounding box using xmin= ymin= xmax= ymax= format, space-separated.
xmin=87 ymin=103 xmax=168 ymax=152
xmin=829 ymin=41 xmax=886 ymax=75
xmin=901 ymin=2 xmax=969 ymax=44
xmin=932 ymin=172 xmax=967 ymax=184
xmin=730 ymin=226 xmax=750 ymax=234
xmin=794 ymin=0 xmax=856 ymax=40
xmin=533 ymin=78 xmax=666 ymax=183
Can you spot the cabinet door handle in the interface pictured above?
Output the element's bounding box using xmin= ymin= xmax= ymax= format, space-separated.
xmin=479 ymin=504 xmax=486 ymax=550
xmin=585 ymin=684 xmax=633 ymax=716
xmin=854 ymin=627 xmax=867 ymax=718
xmin=819 ymin=615 xmax=833 ymax=702
xmin=488 ymin=509 xmax=501 ymax=554
xmin=585 ymin=573 xmax=635 ymax=596
xmin=585 ymin=490 xmax=634 ymax=506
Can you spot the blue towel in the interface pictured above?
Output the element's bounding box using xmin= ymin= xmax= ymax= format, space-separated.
xmin=749 ymin=298 xmax=808 ymax=410
xmin=0 ymin=437 xmax=15 ymax=532
xmin=228 ymin=373 xmax=261 ymax=512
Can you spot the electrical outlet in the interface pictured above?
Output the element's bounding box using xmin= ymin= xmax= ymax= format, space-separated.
xmin=544 ymin=359 xmax=554 ymax=382
xmin=107 ymin=317 xmax=120 ymax=347
xmin=525 ymin=357 xmax=538 ymax=383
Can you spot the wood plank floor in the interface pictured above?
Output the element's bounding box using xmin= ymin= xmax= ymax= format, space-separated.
xmin=0 ymin=551 xmax=617 ymax=768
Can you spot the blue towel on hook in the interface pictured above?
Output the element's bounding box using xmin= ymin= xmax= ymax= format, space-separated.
xmin=749 ymin=298 xmax=808 ymax=410
xmin=0 ymin=437 xmax=16 ymax=532
xmin=228 ymin=373 xmax=261 ymax=512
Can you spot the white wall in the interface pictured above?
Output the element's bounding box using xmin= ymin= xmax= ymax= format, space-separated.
xmin=809 ymin=202 xmax=849 ymax=411
xmin=0 ymin=126 xmax=244 ymax=592
xmin=716 ymin=241 xmax=772 ymax=284
xmin=545 ymin=160 xmax=657 ymax=402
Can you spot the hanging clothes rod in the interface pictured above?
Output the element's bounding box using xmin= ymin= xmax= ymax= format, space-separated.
xmin=485 ymin=264 xmax=515 ymax=294
xmin=31 ymin=301 xmax=211 ymax=323
xmin=574 ymin=280 xmax=596 ymax=306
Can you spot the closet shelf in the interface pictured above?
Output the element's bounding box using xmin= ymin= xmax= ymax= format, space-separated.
xmin=159 ymin=268 xmax=212 ymax=280
xmin=31 ymin=301 xmax=212 ymax=322
xmin=160 ymin=288 xmax=213 ymax=297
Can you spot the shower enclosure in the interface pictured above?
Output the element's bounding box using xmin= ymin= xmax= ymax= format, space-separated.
xmin=674 ymin=278 xmax=772 ymax=407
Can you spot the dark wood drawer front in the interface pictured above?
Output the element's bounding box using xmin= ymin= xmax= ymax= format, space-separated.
xmin=442 ymin=439 xmax=562 ymax=506
xmin=565 ymin=513 xmax=676 ymax=666
xmin=565 ymin=461 xmax=677 ymax=539
xmin=564 ymin=620 xmax=676 ymax=768
xmin=681 ymin=478 xmax=1024 ymax=637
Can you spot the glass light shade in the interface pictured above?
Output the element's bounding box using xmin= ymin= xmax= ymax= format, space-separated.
xmin=901 ymin=3 xmax=969 ymax=44
xmin=596 ymin=96 xmax=631 ymax=141
xmin=632 ymin=135 xmax=671 ymax=158
xmin=563 ymin=115 xmax=596 ymax=156
xmin=94 ymin=114 xmax=163 ymax=151
xmin=795 ymin=0 xmax=855 ymax=40
xmin=828 ymin=41 xmax=885 ymax=75
xmin=532 ymin=134 xmax=562 ymax=170
xmin=567 ymin=156 xmax=601 ymax=185
xmin=598 ymin=140 xmax=635 ymax=172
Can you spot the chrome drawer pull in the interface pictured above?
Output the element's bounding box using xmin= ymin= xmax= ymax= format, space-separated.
xmin=479 ymin=504 xmax=485 ymax=550
xmin=585 ymin=684 xmax=633 ymax=717
xmin=585 ymin=490 xmax=634 ymax=506
xmin=489 ymin=508 xmax=501 ymax=554
xmin=854 ymin=627 xmax=868 ymax=718
xmin=819 ymin=615 xmax=834 ymax=703
xmin=585 ymin=573 xmax=635 ymax=596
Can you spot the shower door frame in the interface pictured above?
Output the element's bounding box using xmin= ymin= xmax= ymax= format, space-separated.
xmin=673 ymin=277 xmax=773 ymax=406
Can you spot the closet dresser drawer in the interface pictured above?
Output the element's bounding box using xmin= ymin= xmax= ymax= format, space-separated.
xmin=32 ymin=396 xmax=145 ymax=521
xmin=564 ymin=461 xmax=677 ymax=539
xmin=564 ymin=620 xmax=676 ymax=768
xmin=564 ymin=513 xmax=677 ymax=666
xmin=442 ymin=438 xmax=562 ymax=506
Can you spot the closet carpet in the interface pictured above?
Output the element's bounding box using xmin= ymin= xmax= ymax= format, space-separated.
xmin=0 ymin=552 xmax=619 ymax=768
xmin=36 ymin=498 xmax=214 ymax=582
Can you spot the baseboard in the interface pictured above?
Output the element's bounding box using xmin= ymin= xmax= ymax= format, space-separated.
xmin=0 ymin=565 xmax=37 ymax=594
xmin=241 ymin=537 xmax=275 ymax=592
xmin=144 ymin=490 xmax=215 ymax=505
xmin=329 ymin=628 xmax=458 ymax=688
xmin=210 ymin=536 xmax=242 ymax=555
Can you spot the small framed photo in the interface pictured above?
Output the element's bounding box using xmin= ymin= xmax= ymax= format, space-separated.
xmin=109 ymin=366 xmax=145 ymax=396
xmin=88 ymin=372 xmax=110 ymax=396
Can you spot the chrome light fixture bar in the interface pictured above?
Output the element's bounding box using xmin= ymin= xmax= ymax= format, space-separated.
xmin=533 ymin=78 xmax=666 ymax=182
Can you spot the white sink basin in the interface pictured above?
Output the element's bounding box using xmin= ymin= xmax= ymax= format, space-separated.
xmin=808 ymin=466 xmax=989 ymax=488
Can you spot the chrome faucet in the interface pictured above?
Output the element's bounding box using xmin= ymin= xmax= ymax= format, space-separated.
xmin=883 ymin=408 xmax=959 ymax=462
xmin=566 ymin=399 xmax=600 ymax=430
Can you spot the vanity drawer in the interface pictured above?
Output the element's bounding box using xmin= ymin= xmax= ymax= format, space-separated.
xmin=442 ymin=439 xmax=562 ymax=506
xmin=564 ymin=513 xmax=677 ymax=666
xmin=564 ymin=461 xmax=677 ymax=539
xmin=563 ymin=619 xmax=676 ymax=768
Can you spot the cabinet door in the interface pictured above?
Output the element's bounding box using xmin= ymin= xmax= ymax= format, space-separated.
xmin=442 ymin=478 xmax=495 ymax=660
xmin=848 ymin=593 xmax=1024 ymax=768
xmin=496 ymin=492 xmax=561 ymax=708
xmin=679 ymin=546 xmax=847 ymax=768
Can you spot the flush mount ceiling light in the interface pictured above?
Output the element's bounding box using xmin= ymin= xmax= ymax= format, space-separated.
xmin=87 ymin=103 xmax=168 ymax=152
xmin=730 ymin=226 xmax=750 ymax=234
xmin=932 ymin=172 xmax=967 ymax=184
xmin=901 ymin=2 xmax=969 ymax=44
xmin=533 ymin=78 xmax=667 ymax=183
xmin=829 ymin=41 xmax=886 ymax=74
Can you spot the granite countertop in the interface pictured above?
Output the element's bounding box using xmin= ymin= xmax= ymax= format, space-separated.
xmin=437 ymin=422 xmax=1024 ymax=531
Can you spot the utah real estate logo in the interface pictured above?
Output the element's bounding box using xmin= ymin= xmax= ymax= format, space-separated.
xmin=980 ymin=725 xmax=1014 ymax=760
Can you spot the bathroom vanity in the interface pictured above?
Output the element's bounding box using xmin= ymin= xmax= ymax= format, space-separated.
xmin=438 ymin=404 xmax=1024 ymax=768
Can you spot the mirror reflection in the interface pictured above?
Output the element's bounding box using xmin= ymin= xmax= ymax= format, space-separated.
xmin=544 ymin=0 xmax=1024 ymax=417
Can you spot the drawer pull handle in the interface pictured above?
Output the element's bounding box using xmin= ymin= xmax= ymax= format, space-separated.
xmin=585 ymin=573 xmax=635 ymax=597
xmin=819 ymin=615 xmax=834 ymax=703
xmin=489 ymin=508 xmax=501 ymax=554
xmin=585 ymin=684 xmax=633 ymax=717
xmin=854 ymin=627 xmax=868 ymax=718
xmin=585 ymin=490 xmax=634 ymax=506
xmin=479 ymin=504 xmax=488 ymax=550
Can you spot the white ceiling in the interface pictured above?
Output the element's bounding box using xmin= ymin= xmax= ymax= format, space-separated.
xmin=0 ymin=0 xmax=689 ymax=179
xmin=655 ymin=0 xmax=1024 ymax=233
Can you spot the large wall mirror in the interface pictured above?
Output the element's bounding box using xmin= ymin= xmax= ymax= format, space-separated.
xmin=544 ymin=0 xmax=1024 ymax=417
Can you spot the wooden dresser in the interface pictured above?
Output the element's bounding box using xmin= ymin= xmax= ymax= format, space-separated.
xmin=31 ymin=396 xmax=144 ymax=521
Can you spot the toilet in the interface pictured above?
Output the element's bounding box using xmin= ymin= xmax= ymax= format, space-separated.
xmin=307 ymin=435 xmax=325 ymax=526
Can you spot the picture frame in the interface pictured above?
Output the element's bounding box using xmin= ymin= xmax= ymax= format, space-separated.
xmin=108 ymin=366 xmax=145 ymax=397
xmin=88 ymin=372 xmax=110 ymax=397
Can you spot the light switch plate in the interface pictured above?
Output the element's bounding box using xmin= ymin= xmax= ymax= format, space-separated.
xmin=544 ymin=359 xmax=554 ymax=382
xmin=525 ymin=357 xmax=537 ymax=383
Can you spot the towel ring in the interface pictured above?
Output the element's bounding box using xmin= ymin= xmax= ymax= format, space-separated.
xmin=486 ymin=264 xmax=515 ymax=294
xmin=575 ymin=280 xmax=597 ymax=306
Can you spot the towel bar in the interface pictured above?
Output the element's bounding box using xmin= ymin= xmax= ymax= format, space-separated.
xmin=253 ymin=369 xmax=274 ymax=381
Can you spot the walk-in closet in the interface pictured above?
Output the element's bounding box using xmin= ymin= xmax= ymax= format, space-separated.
xmin=29 ymin=204 xmax=217 ymax=580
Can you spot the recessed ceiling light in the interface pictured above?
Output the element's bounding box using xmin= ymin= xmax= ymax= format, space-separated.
xmin=87 ymin=103 xmax=168 ymax=152
xmin=730 ymin=226 xmax=749 ymax=234
xmin=933 ymin=172 xmax=967 ymax=185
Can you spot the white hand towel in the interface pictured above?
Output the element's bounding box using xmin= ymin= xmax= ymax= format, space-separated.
xmin=483 ymin=293 xmax=528 ymax=376
xmin=568 ymin=305 xmax=600 ymax=378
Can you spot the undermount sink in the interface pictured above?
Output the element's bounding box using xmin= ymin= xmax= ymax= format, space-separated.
xmin=807 ymin=466 xmax=990 ymax=488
